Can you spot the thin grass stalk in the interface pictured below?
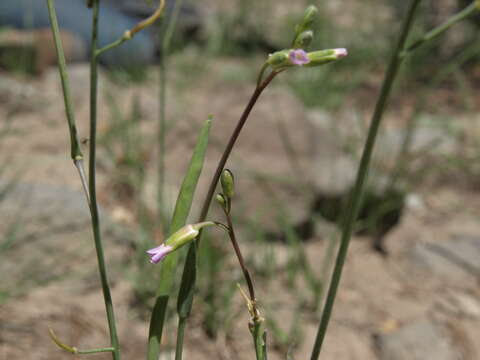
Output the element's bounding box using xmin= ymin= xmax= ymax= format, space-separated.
xmin=402 ymin=1 xmax=479 ymax=55
xmin=89 ymin=1 xmax=121 ymax=358
xmin=157 ymin=0 xmax=185 ymax=229
xmin=388 ymin=19 xmax=479 ymax=191
xmin=49 ymin=328 xmax=115 ymax=355
xmin=309 ymin=1 xmax=423 ymax=359
xmin=46 ymin=0 xmax=89 ymax=203
xmin=174 ymin=317 xmax=187 ymax=360
xmin=96 ymin=0 xmax=165 ymax=55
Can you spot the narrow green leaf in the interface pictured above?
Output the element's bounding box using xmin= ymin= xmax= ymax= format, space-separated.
xmin=169 ymin=117 xmax=212 ymax=234
xmin=147 ymin=117 xmax=212 ymax=360
xmin=147 ymin=296 xmax=169 ymax=360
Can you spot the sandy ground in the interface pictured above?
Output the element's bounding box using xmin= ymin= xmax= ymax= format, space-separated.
xmin=1 ymin=48 xmax=480 ymax=360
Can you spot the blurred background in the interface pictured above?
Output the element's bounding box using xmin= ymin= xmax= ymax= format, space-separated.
xmin=1 ymin=0 xmax=480 ymax=359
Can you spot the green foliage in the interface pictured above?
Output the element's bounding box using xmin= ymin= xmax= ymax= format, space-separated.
xmin=147 ymin=117 xmax=212 ymax=360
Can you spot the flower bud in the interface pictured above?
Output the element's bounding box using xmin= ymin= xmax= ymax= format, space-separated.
xmin=295 ymin=5 xmax=318 ymax=36
xmin=305 ymin=48 xmax=348 ymax=67
xmin=216 ymin=193 xmax=227 ymax=209
xmin=293 ymin=30 xmax=313 ymax=50
xmin=146 ymin=222 xmax=215 ymax=264
xmin=266 ymin=50 xmax=291 ymax=70
xmin=221 ymin=169 xmax=235 ymax=199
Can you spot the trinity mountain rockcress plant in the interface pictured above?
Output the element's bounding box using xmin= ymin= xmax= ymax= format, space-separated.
xmin=46 ymin=2 xmax=347 ymax=358
xmin=145 ymin=6 xmax=348 ymax=359
xmin=45 ymin=0 xmax=480 ymax=359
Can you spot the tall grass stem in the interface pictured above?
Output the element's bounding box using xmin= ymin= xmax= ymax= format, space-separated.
xmin=46 ymin=0 xmax=83 ymax=161
xmin=403 ymin=2 xmax=478 ymax=55
xmin=309 ymin=1 xmax=423 ymax=359
xmin=89 ymin=1 xmax=121 ymax=358
xmin=157 ymin=0 xmax=184 ymax=229
xmin=46 ymin=0 xmax=90 ymax=202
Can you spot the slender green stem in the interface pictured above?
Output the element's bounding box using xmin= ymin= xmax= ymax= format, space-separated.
xmin=389 ymin=2 xmax=479 ymax=189
xmin=402 ymin=2 xmax=478 ymax=56
xmin=96 ymin=37 xmax=126 ymax=57
xmin=96 ymin=0 xmax=166 ymax=56
xmin=174 ymin=317 xmax=187 ymax=360
xmin=162 ymin=0 xmax=184 ymax=53
xmin=309 ymin=1 xmax=423 ymax=359
xmin=77 ymin=348 xmax=116 ymax=355
xmin=49 ymin=328 xmax=115 ymax=355
xmin=157 ymin=53 xmax=167 ymax=227
xmin=250 ymin=320 xmax=267 ymax=360
xmin=157 ymin=0 xmax=183 ymax=229
xmin=198 ymin=71 xmax=279 ymax=224
xmin=46 ymin=0 xmax=90 ymax=202
xmin=89 ymin=1 xmax=120 ymax=359
xmin=386 ymin=101 xmax=421 ymax=191
xmin=46 ymin=0 xmax=83 ymax=161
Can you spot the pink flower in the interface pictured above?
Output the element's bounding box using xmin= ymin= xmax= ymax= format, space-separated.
xmin=289 ymin=49 xmax=310 ymax=66
xmin=333 ymin=48 xmax=348 ymax=58
xmin=146 ymin=222 xmax=216 ymax=264
xmin=146 ymin=244 xmax=174 ymax=264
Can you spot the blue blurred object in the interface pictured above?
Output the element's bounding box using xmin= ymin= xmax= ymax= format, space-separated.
xmin=0 ymin=0 xmax=156 ymax=66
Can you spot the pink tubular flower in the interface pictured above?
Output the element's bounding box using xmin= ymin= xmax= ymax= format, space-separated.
xmin=146 ymin=222 xmax=216 ymax=264
xmin=146 ymin=244 xmax=174 ymax=264
xmin=289 ymin=49 xmax=310 ymax=66
xmin=333 ymin=48 xmax=348 ymax=58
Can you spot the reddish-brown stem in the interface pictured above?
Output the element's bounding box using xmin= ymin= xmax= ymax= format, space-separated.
xmin=198 ymin=71 xmax=279 ymax=223
xmin=224 ymin=209 xmax=256 ymax=302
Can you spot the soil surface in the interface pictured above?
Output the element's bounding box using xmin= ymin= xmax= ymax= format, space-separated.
xmin=1 ymin=48 xmax=480 ymax=360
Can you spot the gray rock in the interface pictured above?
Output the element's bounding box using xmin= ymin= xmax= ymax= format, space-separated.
xmin=1 ymin=182 xmax=91 ymax=232
xmin=380 ymin=115 xmax=457 ymax=158
xmin=437 ymin=292 xmax=480 ymax=319
xmin=375 ymin=318 xmax=460 ymax=360
xmin=0 ymin=182 xmax=130 ymax=299
xmin=409 ymin=235 xmax=480 ymax=283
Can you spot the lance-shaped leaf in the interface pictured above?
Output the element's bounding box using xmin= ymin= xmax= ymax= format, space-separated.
xmin=147 ymin=117 xmax=212 ymax=360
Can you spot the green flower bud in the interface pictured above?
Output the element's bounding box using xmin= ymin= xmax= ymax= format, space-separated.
xmin=146 ymin=222 xmax=215 ymax=263
xmin=293 ymin=30 xmax=314 ymax=50
xmin=167 ymin=222 xmax=215 ymax=250
xmin=216 ymin=193 xmax=227 ymax=209
xmin=220 ymin=169 xmax=235 ymax=199
xmin=295 ymin=5 xmax=318 ymax=36
xmin=266 ymin=50 xmax=291 ymax=70
xmin=305 ymin=48 xmax=348 ymax=67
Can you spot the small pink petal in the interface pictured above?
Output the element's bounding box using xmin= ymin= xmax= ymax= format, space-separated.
xmin=334 ymin=48 xmax=348 ymax=58
xmin=146 ymin=245 xmax=163 ymax=255
xmin=146 ymin=244 xmax=173 ymax=264
xmin=289 ymin=49 xmax=310 ymax=66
